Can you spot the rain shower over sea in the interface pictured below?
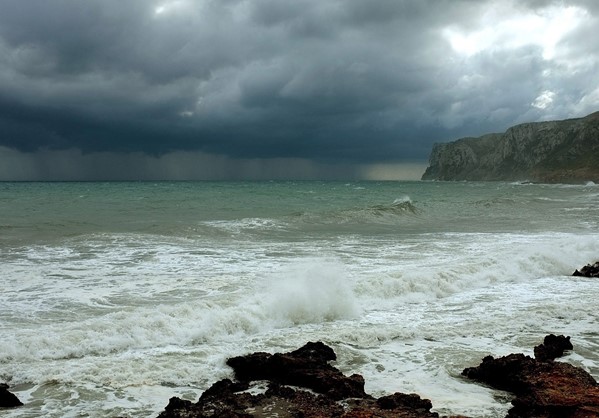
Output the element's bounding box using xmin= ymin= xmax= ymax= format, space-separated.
xmin=1 ymin=180 xmax=598 ymax=417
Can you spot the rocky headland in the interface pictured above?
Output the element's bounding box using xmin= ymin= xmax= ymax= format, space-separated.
xmin=421 ymin=111 xmax=599 ymax=182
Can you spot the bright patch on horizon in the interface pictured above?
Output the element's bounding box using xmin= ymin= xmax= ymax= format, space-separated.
xmin=444 ymin=4 xmax=588 ymax=59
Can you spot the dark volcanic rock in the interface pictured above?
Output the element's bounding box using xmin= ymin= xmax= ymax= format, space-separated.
xmin=462 ymin=335 xmax=599 ymax=417
xmin=159 ymin=380 xmax=442 ymax=418
xmin=226 ymin=341 xmax=366 ymax=400
xmin=377 ymin=392 xmax=434 ymax=411
xmin=159 ymin=379 xmax=254 ymax=418
xmin=157 ymin=342 xmax=444 ymax=418
xmin=573 ymin=261 xmax=599 ymax=277
xmin=533 ymin=334 xmax=573 ymax=362
xmin=0 ymin=383 xmax=23 ymax=408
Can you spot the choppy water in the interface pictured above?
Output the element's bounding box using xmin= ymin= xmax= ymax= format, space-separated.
xmin=1 ymin=180 xmax=598 ymax=417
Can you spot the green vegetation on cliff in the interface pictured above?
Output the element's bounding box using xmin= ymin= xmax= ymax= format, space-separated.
xmin=422 ymin=111 xmax=599 ymax=183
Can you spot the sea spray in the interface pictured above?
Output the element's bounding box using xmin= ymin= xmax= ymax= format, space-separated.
xmin=262 ymin=260 xmax=359 ymax=325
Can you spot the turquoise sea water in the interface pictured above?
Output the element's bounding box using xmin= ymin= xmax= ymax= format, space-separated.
xmin=1 ymin=181 xmax=598 ymax=417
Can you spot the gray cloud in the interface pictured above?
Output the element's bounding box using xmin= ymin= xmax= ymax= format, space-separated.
xmin=0 ymin=0 xmax=597 ymax=179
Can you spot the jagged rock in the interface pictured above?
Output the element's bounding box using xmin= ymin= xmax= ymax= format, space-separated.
xmin=157 ymin=342 xmax=445 ymax=418
xmin=573 ymin=261 xmax=599 ymax=277
xmin=534 ymin=334 xmax=573 ymax=362
xmin=377 ymin=392 xmax=433 ymax=411
xmin=159 ymin=379 xmax=254 ymax=418
xmin=0 ymin=383 xmax=23 ymax=408
xmin=226 ymin=341 xmax=366 ymax=400
xmin=422 ymin=111 xmax=599 ymax=182
xmin=462 ymin=335 xmax=599 ymax=417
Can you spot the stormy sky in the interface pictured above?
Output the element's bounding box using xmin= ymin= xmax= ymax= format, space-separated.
xmin=0 ymin=0 xmax=598 ymax=180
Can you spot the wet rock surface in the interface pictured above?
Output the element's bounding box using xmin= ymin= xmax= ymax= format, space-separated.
xmin=533 ymin=334 xmax=573 ymax=362
xmin=157 ymin=336 xmax=599 ymax=417
xmin=462 ymin=335 xmax=599 ymax=418
xmin=573 ymin=261 xmax=599 ymax=277
xmin=225 ymin=341 xmax=367 ymax=401
xmin=0 ymin=383 xmax=23 ymax=408
xmin=157 ymin=342 xmax=446 ymax=417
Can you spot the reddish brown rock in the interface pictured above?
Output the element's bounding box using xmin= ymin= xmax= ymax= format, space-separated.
xmin=157 ymin=342 xmax=445 ymax=418
xmin=159 ymin=380 xmax=443 ymax=418
xmin=462 ymin=335 xmax=599 ymax=417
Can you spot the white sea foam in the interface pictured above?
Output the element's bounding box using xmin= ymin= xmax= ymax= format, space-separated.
xmin=353 ymin=232 xmax=599 ymax=305
xmin=3 ymin=232 xmax=596 ymax=364
xmin=202 ymin=218 xmax=288 ymax=235
xmin=392 ymin=195 xmax=412 ymax=205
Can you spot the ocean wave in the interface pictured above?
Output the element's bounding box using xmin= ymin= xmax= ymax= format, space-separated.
xmin=0 ymin=257 xmax=358 ymax=364
xmin=509 ymin=180 xmax=598 ymax=189
xmin=261 ymin=260 xmax=359 ymax=325
xmin=474 ymin=197 xmax=517 ymax=207
xmin=201 ymin=218 xmax=289 ymax=235
xmin=353 ymin=232 xmax=599 ymax=304
xmin=342 ymin=196 xmax=420 ymax=222
xmin=2 ymin=230 xmax=599 ymax=418
xmin=296 ymin=196 xmax=421 ymax=226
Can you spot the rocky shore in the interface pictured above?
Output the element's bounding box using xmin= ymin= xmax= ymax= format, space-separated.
xmin=157 ymin=341 xmax=447 ymax=418
xmin=463 ymin=334 xmax=599 ymax=417
xmin=156 ymin=334 xmax=599 ymax=418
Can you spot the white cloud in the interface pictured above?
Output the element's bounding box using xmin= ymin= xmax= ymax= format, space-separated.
xmin=572 ymin=86 xmax=599 ymax=115
xmin=153 ymin=0 xmax=188 ymax=16
xmin=532 ymin=90 xmax=555 ymax=109
xmin=444 ymin=3 xmax=589 ymax=60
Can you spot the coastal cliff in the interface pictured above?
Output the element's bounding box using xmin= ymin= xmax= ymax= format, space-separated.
xmin=422 ymin=111 xmax=599 ymax=182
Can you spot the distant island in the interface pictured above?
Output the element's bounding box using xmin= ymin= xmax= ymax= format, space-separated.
xmin=421 ymin=111 xmax=599 ymax=183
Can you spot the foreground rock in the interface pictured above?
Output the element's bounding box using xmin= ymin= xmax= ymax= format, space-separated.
xmin=0 ymin=383 xmax=23 ymax=408
xmin=533 ymin=334 xmax=573 ymax=362
xmin=462 ymin=335 xmax=599 ymax=417
xmin=157 ymin=342 xmax=450 ymax=417
xmin=157 ymin=336 xmax=599 ymax=417
xmin=573 ymin=261 xmax=599 ymax=277
xmin=225 ymin=341 xmax=366 ymax=401
xmin=422 ymin=111 xmax=599 ymax=182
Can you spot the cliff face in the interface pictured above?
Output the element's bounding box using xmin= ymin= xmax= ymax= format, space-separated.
xmin=422 ymin=111 xmax=599 ymax=182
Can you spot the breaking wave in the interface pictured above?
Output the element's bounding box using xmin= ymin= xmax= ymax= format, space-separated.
xmin=295 ymin=196 xmax=421 ymax=226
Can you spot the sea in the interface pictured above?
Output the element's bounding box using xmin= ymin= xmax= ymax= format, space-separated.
xmin=1 ymin=180 xmax=598 ymax=417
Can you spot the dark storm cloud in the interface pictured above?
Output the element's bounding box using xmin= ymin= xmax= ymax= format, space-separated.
xmin=0 ymin=0 xmax=597 ymax=179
